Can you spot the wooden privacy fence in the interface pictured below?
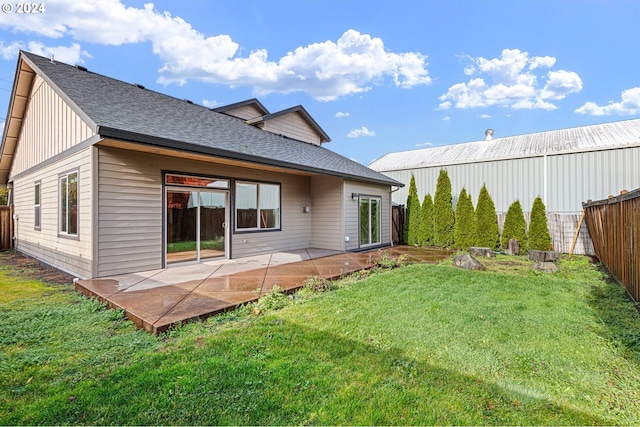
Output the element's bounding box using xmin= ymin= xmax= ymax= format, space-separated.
xmin=0 ymin=206 xmax=12 ymax=251
xmin=583 ymin=189 xmax=640 ymax=303
xmin=392 ymin=204 xmax=405 ymax=244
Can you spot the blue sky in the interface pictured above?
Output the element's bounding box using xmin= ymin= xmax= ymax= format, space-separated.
xmin=1 ymin=0 xmax=639 ymax=165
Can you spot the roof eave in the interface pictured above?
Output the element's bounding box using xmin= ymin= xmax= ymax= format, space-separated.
xmin=97 ymin=126 xmax=398 ymax=187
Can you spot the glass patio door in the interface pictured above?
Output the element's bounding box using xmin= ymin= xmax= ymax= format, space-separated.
xmin=359 ymin=196 xmax=381 ymax=247
xmin=166 ymin=189 xmax=227 ymax=264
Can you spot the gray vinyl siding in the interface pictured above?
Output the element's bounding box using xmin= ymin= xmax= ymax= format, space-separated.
xmin=381 ymin=146 xmax=640 ymax=215
xmin=344 ymin=180 xmax=391 ymax=251
xmin=12 ymin=147 xmax=93 ymax=278
xmin=310 ymin=175 xmax=344 ymax=251
xmin=96 ymin=146 xmax=317 ymax=276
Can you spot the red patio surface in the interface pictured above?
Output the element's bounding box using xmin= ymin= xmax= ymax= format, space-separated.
xmin=75 ymin=246 xmax=451 ymax=334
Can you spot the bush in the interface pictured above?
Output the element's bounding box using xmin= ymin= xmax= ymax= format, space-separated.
xmin=433 ymin=169 xmax=455 ymax=247
xmin=453 ymin=188 xmax=475 ymax=250
xmin=418 ymin=194 xmax=434 ymax=246
xmin=529 ymin=196 xmax=552 ymax=250
xmin=405 ymin=175 xmax=421 ymax=245
xmin=475 ymin=184 xmax=500 ymax=250
xmin=501 ymin=200 xmax=528 ymax=251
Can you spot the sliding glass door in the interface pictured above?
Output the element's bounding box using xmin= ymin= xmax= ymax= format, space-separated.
xmin=359 ymin=196 xmax=381 ymax=247
xmin=166 ymin=189 xmax=228 ymax=264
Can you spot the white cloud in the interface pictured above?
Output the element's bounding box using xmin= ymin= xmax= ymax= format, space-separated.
xmin=347 ymin=126 xmax=375 ymax=138
xmin=575 ymin=87 xmax=640 ymax=115
xmin=0 ymin=1 xmax=432 ymax=101
xmin=442 ymin=116 xmax=451 ymax=121
xmin=415 ymin=142 xmax=433 ymax=147
xmin=201 ymin=99 xmax=218 ymax=108
xmin=335 ymin=112 xmax=350 ymax=118
xmin=439 ymin=49 xmax=582 ymax=110
xmin=0 ymin=40 xmax=89 ymax=63
xmin=479 ymin=114 xmax=491 ymax=119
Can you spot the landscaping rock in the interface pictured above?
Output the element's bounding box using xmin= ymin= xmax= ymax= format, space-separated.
xmin=453 ymin=254 xmax=486 ymax=271
xmin=469 ymin=247 xmax=496 ymax=258
xmin=533 ymin=261 xmax=559 ymax=274
xmin=528 ymin=250 xmax=560 ymax=262
xmin=504 ymin=238 xmax=520 ymax=256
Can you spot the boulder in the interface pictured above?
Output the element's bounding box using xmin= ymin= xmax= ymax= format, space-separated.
xmin=469 ymin=247 xmax=496 ymax=258
xmin=528 ymin=250 xmax=560 ymax=262
xmin=453 ymin=254 xmax=486 ymax=271
xmin=533 ymin=261 xmax=559 ymax=274
xmin=504 ymin=238 xmax=520 ymax=256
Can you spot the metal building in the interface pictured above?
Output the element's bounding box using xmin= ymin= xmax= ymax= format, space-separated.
xmin=370 ymin=118 xmax=640 ymax=254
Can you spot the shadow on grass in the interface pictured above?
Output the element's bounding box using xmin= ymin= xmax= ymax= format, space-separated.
xmin=4 ymin=317 xmax=607 ymax=426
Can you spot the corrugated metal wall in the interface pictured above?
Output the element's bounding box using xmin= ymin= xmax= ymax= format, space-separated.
xmin=382 ymin=146 xmax=640 ymax=215
xmin=380 ymin=146 xmax=640 ymax=256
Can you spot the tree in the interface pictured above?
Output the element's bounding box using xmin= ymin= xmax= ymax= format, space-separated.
xmin=453 ymin=188 xmax=475 ymax=250
xmin=529 ymin=196 xmax=552 ymax=250
xmin=418 ymin=194 xmax=434 ymax=245
xmin=501 ymin=200 xmax=528 ymax=251
xmin=405 ymin=175 xmax=421 ymax=245
xmin=474 ymin=184 xmax=500 ymax=250
xmin=433 ymin=169 xmax=455 ymax=247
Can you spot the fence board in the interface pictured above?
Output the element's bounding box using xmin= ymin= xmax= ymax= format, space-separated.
xmin=0 ymin=206 xmax=11 ymax=250
xmin=584 ymin=189 xmax=640 ymax=303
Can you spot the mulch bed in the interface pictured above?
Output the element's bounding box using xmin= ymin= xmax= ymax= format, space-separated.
xmin=2 ymin=251 xmax=75 ymax=285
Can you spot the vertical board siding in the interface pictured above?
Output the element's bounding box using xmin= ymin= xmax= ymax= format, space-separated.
xmin=343 ymin=181 xmax=391 ymax=251
xmin=96 ymin=147 xmax=316 ymax=276
xmin=12 ymin=148 xmax=93 ymax=278
xmin=263 ymin=113 xmax=321 ymax=146
xmin=10 ymin=76 xmax=95 ymax=177
xmin=310 ymin=175 xmax=344 ymax=251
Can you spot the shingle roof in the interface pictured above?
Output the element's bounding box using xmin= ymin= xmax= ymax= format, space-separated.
xmin=19 ymin=52 xmax=400 ymax=187
xmin=370 ymin=118 xmax=640 ymax=172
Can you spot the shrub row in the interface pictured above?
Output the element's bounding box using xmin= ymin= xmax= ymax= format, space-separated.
xmin=403 ymin=169 xmax=552 ymax=251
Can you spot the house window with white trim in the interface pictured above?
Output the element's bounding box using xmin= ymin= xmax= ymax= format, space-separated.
xmin=235 ymin=182 xmax=280 ymax=230
xmin=60 ymin=171 xmax=78 ymax=236
xmin=34 ymin=181 xmax=41 ymax=230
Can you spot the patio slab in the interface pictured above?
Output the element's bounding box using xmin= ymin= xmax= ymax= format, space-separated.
xmin=75 ymin=246 xmax=451 ymax=334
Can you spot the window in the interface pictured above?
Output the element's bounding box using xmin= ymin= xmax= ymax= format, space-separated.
xmin=60 ymin=171 xmax=78 ymax=236
xmin=236 ymin=182 xmax=280 ymax=230
xmin=165 ymin=173 xmax=228 ymax=189
xmin=34 ymin=182 xmax=41 ymax=230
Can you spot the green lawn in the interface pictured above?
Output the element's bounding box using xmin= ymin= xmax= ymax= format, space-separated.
xmin=1 ymin=252 xmax=640 ymax=425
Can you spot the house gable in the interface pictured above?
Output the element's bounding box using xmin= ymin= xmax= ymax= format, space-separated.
xmin=247 ymin=106 xmax=331 ymax=146
xmin=0 ymin=55 xmax=96 ymax=184
xmin=212 ymin=98 xmax=269 ymax=120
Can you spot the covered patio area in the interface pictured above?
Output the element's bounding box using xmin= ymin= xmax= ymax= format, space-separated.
xmin=75 ymin=246 xmax=451 ymax=334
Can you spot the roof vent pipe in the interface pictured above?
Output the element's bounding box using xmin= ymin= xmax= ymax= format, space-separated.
xmin=485 ymin=129 xmax=494 ymax=141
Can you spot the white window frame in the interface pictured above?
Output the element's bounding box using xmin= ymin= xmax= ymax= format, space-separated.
xmin=59 ymin=170 xmax=78 ymax=237
xmin=34 ymin=181 xmax=41 ymax=230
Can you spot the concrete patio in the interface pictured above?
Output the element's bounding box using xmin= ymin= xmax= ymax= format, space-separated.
xmin=75 ymin=246 xmax=451 ymax=334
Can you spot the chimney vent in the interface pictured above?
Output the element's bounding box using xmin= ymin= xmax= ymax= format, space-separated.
xmin=485 ymin=129 xmax=494 ymax=141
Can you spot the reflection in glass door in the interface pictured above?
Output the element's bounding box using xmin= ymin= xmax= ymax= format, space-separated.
xmin=199 ymin=191 xmax=227 ymax=260
xmin=166 ymin=189 xmax=227 ymax=264
xmin=359 ymin=196 xmax=381 ymax=247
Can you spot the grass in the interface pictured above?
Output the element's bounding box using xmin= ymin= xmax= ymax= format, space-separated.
xmin=1 ymin=251 xmax=640 ymax=425
xmin=166 ymin=239 xmax=224 ymax=253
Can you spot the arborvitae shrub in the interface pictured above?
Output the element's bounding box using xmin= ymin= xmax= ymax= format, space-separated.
xmin=418 ymin=194 xmax=434 ymax=245
xmin=474 ymin=184 xmax=500 ymax=250
xmin=406 ymin=175 xmax=421 ymax=245
xmin=529 ymin=196 xmax=552 ymax=250
xmin=433 ymin=169 xmax=455 ymax=247
xmin=501 ymin=200 xmax=528 ymax=251
xmin=453 ymin=188 xmax=475 ymax=250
